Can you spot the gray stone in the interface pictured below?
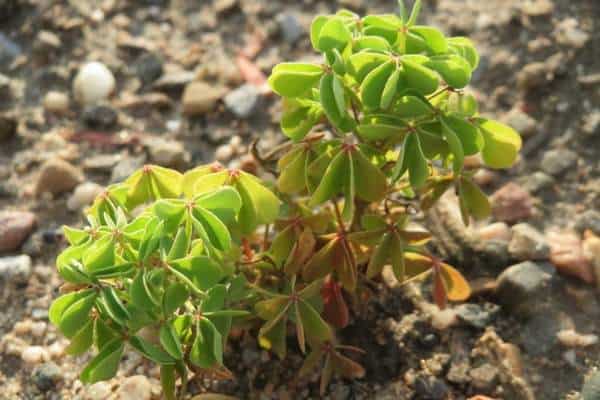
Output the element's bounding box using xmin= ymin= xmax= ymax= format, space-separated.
xmin=520 ymin=313 xmax=562 ymax=356
xmin=0 ymin=33 xmax=21 ymax=65
xmin=582 ymin=110 xmax=600 ymax=136
xmin=414 ymin=376 xmax=449 ymax=400
xmin=32 ymin=362 xmax=62 ymax=391
xmin=469 ymin=363 xmax=499 ymax=392
xmin=224 ymin=84 xmax=260 ymax=118
xmin=503 ymin=107 xmax=537 ymax=137
xmin=145 ymin=138 xmax=189 ymax=169
xmin=447 ymin=361 xmax=471 ymax=384
xmin=517 ymin=62 xmax=547 ymax=90
xmin=508 ymin=223 xmax=550 ymax=261
xmin=82 ymin=105 xmax=118 ymax=131
xmin=540 ymin=149 xmax=578 ymax=176
xmin=495 ymin=261 xmax=554 ymax=315
xmin=135 ymin=53 xmax=163 ymax=85
xmin=455 ymin=303 xmax=500 ymax=329
xmin=518 ymin=171 xmax=554 ymax=193
xmin=0 ymin=254 xmax=32 ymax=283
xmin=575 ymin=210 xmax=600 ymax=236
xmin=110 ymin=155 xmax=146 ymax=183
xmin=276 ymin=12 xmax=304 ymax=44
xmin=182 ymin=81 xmax=227 ymax=116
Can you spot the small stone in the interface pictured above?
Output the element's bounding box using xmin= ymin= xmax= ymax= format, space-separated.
xmin=582 ymin=110 xmax=600 ymax=136
xmin=146 ymin=138 xmax=189 ymax=169
xmin=117 ymin=375 xmax=152 ymax=400
xmin=35 ymin=30 xmax=61 ymax=51
xmin=224 ymin=84 xmax=260 ymax=118
xmin=521 ymin=0 xmax=554 ymax=16
xmin=575 ymin=210 xmax=600 ymax=236
xmin=34 ymin=158 xmax=84 ymax=197
xmin=32 ymin=361 xmax=62 ymax=391
xmin=30 ymin=321 xmax=46 ymax=337
xmin=455 ymin=303 xmax=499 ymax=329
xmin=476 ymin=222 xmax=512 ymax=242
xmin=495 ymin=261 xmax=554 ymax=315
xmin=135 ymin=53 xmax=163 ymax=85
xmin=215 ymin=144 xmax=234 ymax=162
xmin=0 ymin=255 xmax=32 ymax=282
xmin=153 ymin=70 xmax=195 ymax=91
xmin=557 ymin=329 xmax=598 ymax=348
xmin=540 ymin=148 xmax=578 ymax=176
xmin=517 ymin=62 xmax=548 ymax=90
xmin=110 ymin=155 xmax=146 ymax=183
xmin=0 ymin=32 xmax=21 ymax=65
xmin=583 ymin=233 xmax=600 ymax=289
xmin=242 ymin=348 xmax=260 ymax=365
xmin=554 ymin=18 xmax=589 ymax=48
xmin=21 ymin=346 xmax=48 ymax=365
xmin=82 ymin=105 xmax=119 ymax=131
xmin=547 ymin=230 xmax=594 ymax=283
xmin=490 ymin=183 xmax=534 ymax=223
xmin=73 ymin=62 xmax=116 ymax=106
xmin=447 ymin=361 xmax=470 ymax=384
xmin=276 ymin=12 xmax=304 ymax=44
xmin=430 ymin=308 xmax=458 ymax=330
xmin=83 ymin=154 xmax=122 ymax=172
xmin=0 ymin=211 xmax=36 ymax=253
xmin=469 ymin=363 xmax=499 ymax=392
xmin=67 ymin=182 xmax=104 ymax=211
xmin=414 ymin=376 xmax=449 ymax=400
xmin=518 ymin=171 xmax=554 ymax=193
xmin=214 ymin=0 xmax=237 ymax=14
xmin=0 ymin=113 xmax=17 ymax=142
xmin=503 ymin=106 xmax=537 ymax=137
xmin=43 ymin=91 xmax=70 ymax=115
xmin=87 ymin=382 xmax=113 ymax=400
xmin=508 ymin=223 xmax=550 ymax=261
xmin=182 ymin=81 xmax=226 ymax=116
xmin=472 ymin=169 xmax=497 ymax=186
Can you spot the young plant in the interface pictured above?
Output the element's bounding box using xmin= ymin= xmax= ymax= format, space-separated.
xmin=50 ymin=1 xmax=522 ymax=397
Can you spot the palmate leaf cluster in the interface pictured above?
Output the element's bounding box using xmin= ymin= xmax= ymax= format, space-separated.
xmin=50 ymin=1 xmax=522 ymax=397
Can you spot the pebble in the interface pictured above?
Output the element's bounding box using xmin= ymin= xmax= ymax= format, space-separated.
xmin=135 ymin=53 xmax=163 ymax=85
xmin=110 ymin=155 xmax=146 ymax=183
xmin=503 ymin=106 xmax=537 ymax=137
xmin=73 ymin=61 xmax=116 ymax=106
xmin=32 ymin=361 xmax=62 ymax=391
xmin=414 ymin=376 xmax=449 ymax=400
xmin=582 ymin=110 xmax=600 ymax=136
xmin=117 ymin=375 xmax=152 ymax=400
xmin=430 ymin=308 xmax=458 ymax=330
xmin=547 ymin=230 xmax=594 ymax=283
xmin=490 ymin=183 xmax=534 ymax=223
xmin=495 ymin=261 xmax=554 ymax=315
xmin=447 ymin=361 xmax=470 ymax=384
xmin=146 ymin=138 xmax=189 ymax=169
xmin=575 ymin=210 xmax=600 ymax=236
xmin=21 ymin=345 xmax=49 ymax=365
xmin=86 ymin=381 xmax=113 ymax=400
xmin=34 ymin=158 xmax=84 ymax=197
xmin=0 ymin=113 xmax=17 ymax=142
xmin=517 ymin=62 xmax=548 ymax=90
xmin=582 ymin=370 xmax=600 ymax=400
xmin=276 ymin=12 xmax=304 ymax=44
xmin=214 ymin=0 xmax=237 ymax=14
xmin=43 ymin=91 xmax=70 ymax=115
xmin=30 ymin=321 xmax=47 ymax=338
xmin=455 ymin=303 xmax=500 ymax=329
xmin=521 ymin=0 xmax=554 ymax=16
xmin=554 ymin=18 xmax=589 ymax=48
xmin=215 ymin=144 xmax=235 ymax=162
xmin=67 ymin=182 xmax=104 ymax=211
xmin=469 ymin=363 xmax=499 ymax=392
xmin=508 ymin=223 xmax=550 ymax=261
xmin=540 ymin=148 xmax=578 ymax=176
xmin=82 ymin=105 xmax=119 ymax=131
xmin=0 ymin=211 xmax=36 ymax=253
xmin=0 ymin=253 xmax=31 ymax=284
xmin=182 ymin=81 xmax=227 ymax=116
xmin=224 ymin=84 xmax=260 ymax=118
xmin=518 ymin=171 xmax=554 ymax=193
xmin=476 ymin=222 xmax=512 ymax=242
xmin=583 ymin=233 xmax=600 ymax=288
xmin=557 ymin=329 xmax=599 ymax=348
xmin=0 ymin=32 xmax=21 ymax=65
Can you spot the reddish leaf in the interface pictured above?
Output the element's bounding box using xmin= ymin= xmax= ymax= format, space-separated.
xmin=321 ymin=276 xmax=349 ymax=329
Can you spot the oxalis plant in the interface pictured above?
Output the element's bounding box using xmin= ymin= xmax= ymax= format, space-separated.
xmin=49 ymin=1 xmax=522 ymax=398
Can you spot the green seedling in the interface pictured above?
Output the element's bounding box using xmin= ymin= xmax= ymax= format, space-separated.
xmin=50 ymin=1 xmax=521 ymax=397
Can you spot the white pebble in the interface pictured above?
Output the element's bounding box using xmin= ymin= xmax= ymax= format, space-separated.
xmin=117 ymin=375 xmax=152 ymax=400
xmin=30 ymin=321 xmax=47 ymax=338
xmin=21 ymin=346 xmax=48 ymax=364
xmin=86 ymin=381 xmax=113 ymax=400
xmin=557 ymin=329 xmax=599 ymax=348
xmin=67 ymin=181 xmax=104 ymax=211
xmin=73 ymin=61 xmax=116 ymax=106
xmin=431 ymin=308 xmax=458 ymax=330
xmin=215 ymin=144 xmax=234 ymax=162
xmin=43 ymin=91 xmax=70 ymax=114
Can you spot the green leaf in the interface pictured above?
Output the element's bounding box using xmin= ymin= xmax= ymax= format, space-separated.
xmin=169 ymin=256 xmax=223 ymax=292
xmin=407 ymin=0 xmax=422 ymax=26
xmin=100 ymin=287 xmax=130 ymax=327
xmin=49 ymin=289 xmax=95 ymax=327
xmin=309 ymin=150 xmax=348 ymax=206
xmin=80 ymin=339 xmax=124 ymax=384
xmin=441 ymin=114 xmax=483 ymax=155
xmin=130 ymin=270 xmax=157 ymax=311
xmin=447 ymin=92 xmax=478 ymax=117
xmin=357 ymin=114 xmax=407 ymax=141
xmin=394 ymin=134 xmax=428 ymax=188
xmin=393 ymin=95 xmax=433 ymax=118
xmin=319 ymin=73 xmax=353 ymax=131
xmin=401 ymin=56 xmax=439 ymax=96
xmin=154 ymin=199 xmax=185 ymax=233
xmin=269 ymin=63 xmax=324 ymax=98
xmin=440 ymin=117 xmax=465 ymax=173
xmin=297 ymin=299 xmax=332 ymax=343
xmin=478 ymin=118 xmax=522 ymax=169
xmin=459 ymin=177 xmax=491 ymax=222
xmin=409 ymin=26 xmax=447 ymax=54
xmin=163 ymin=281 xmax=189 ymax=315
xmin=190 ymin=319 xmax=223 ymax=368
xmin=277 ymin=148 xmax=308 ymax=194
xmin=310 ymin=15 xmax=329 ymax=50
xmin=192 ymin=206 xmax=232 ymax=251
xmin=235 ymin=172 xmax=281 ymax=234
xmin=83 ymin=235 xmax=115 ymax=273
xmin=361 ymin=60 xmax=395 ymax=109
xmin=381 ymin=68 xmax=400 ymax=109
xmin=332 ymin=74 xmax=346 ymax=116
xmin=63 ymin=226 xmax=89 ymax=246
xmin=281 ymin=99 xmax=322 ymax=141
xmin=130 ymin=335 xmax=175 ymax=365
xmin=366 ymin=231 xmax=393 ymax=278
xmin=202 ymin=284 xmax=227 ymax=313
xmin=425 ymin=54 xmax=472 ymax=89
xmin=58 ymin=291 xmax=97 ymax=338
xmin=65 ymin=319 xmax=94 ymax=356
xmin=353 ymin=36 xmax=391 ymax=52
xmin=317 ymin=17 xmax=352 ymax=52
xmin=347 ymin=51 xmax=390 ymax=83
xmin=160 ymin=365 xmax=177 ymax=400
xmin=447 ymin=37 xmax=479 ymax=69
xmin=352 ymin=148 xmax=387 ymax=202
xmin=160 ymin=322 xmax=184 ymax=360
